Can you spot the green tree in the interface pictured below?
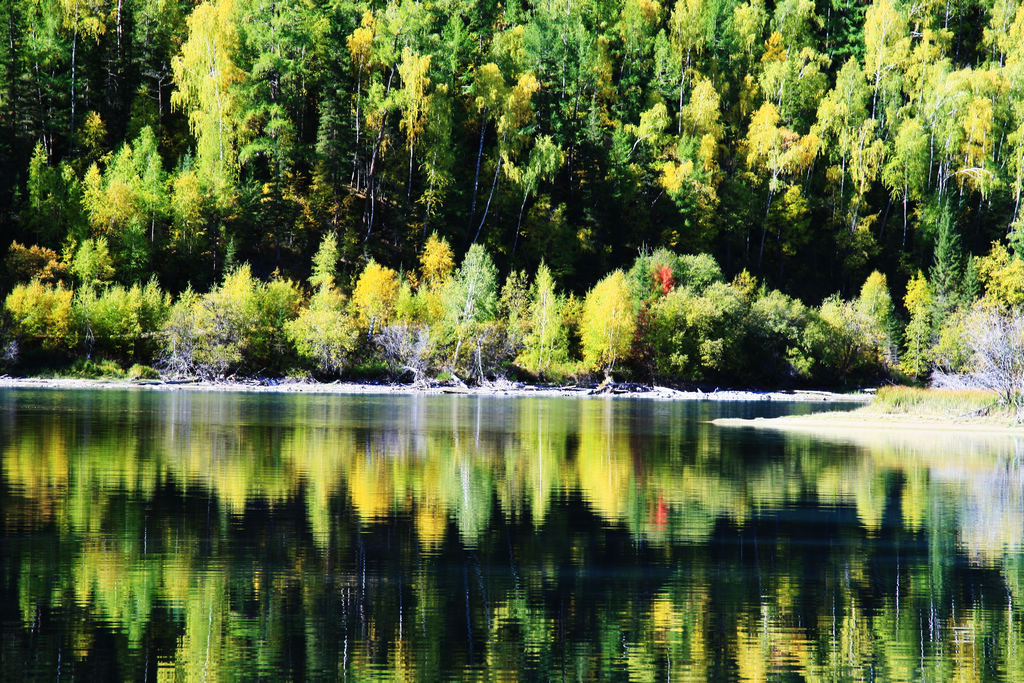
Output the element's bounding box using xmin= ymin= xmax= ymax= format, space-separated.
xmin=442 ymin=243 xmax=498 ymax=376
xmin=518 ymin=261 xmax=569 ymax=377
xmin=71 ymin=237 xmax=115 ymax=289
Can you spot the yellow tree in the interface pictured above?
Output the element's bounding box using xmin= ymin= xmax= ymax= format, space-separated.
xmin=419 ymin=232 xmax=454 ymax=287
xmin=958 ymin=94 xmax=995 ymax=196
xmin=745 ymin=102 xmax=818 ymax=267
xmin=352 ymin=260 xmax=399 ymax=336
xmin=901 ymin=271 xmax=933 ymax=377
xmin=170 ymin=0 xmax=241 ymax=206
xmin=669 ymin=0 xmax=713 ymax=132
xmin=346 ymin=10 xmax=376 ymax=179
xmin=397 ymin=47 xmax=432 ymax=201
xmin=581 ymin=270 xmax=637 ymax=376
xmin=863 ymin=0 xmax=909 ymax=121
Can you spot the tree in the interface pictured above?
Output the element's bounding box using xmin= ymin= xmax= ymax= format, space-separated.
xmin=518 ymin=261 xmax=569 ymax=377
xmin=963 ymin=305 xmax=1024 ymax=419
xmin=862 ymin=0 xmax=909 ymax=122
xmin=855 ymin=271 xmax=896 ymax=367
xmin=351 ymin=260 xmax=399 ymax=336
xmin=419 ymin=232 xmax=454 ymax=287
xmin=929 ymin=204 xmax=963 ymax=318
xmin=901 ymin=271 xmax=933 ymax=378
xmin=309 ymin=232 xmax=339 ymax=292
xmin=71 ymin=237 xmax=115 ymax=289
xmin=442 ymin=243 xmax=498 ymax=376
xmin=59 ymin=0 xmax=108 ymax=147
xmin=508 ymin=136 xmax=563 ymax=252
xmin=581 ymin=270 xmax=637 ymax=376
xmin=881 ymin=117 xmax=928 ymax=246
xmin=286 ymin=234 xmax=358 ymax=376
xmin=170 ymin=0 xmax=241 ymax=206
xmin=397 ymin=47 xmax=431 ymax=200
xmin=4 ymin=280 xmax=77 ymax=353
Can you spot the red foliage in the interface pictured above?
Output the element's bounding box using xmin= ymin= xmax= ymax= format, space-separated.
xmin=653 ymin=264 xmax=674 ymax=294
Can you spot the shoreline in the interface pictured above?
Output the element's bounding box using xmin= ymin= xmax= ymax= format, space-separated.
xmin=712 ymin=412 xmax=1024 ymax=434
xmin=0 ymin=375 xmax=871 ymax=403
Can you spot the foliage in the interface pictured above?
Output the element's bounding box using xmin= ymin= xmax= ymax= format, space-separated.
xmin=4 ymin=0 xmax=1024 ymax=387
xmin=581 ymin=270 xmax=637 ymax=376
xmin=285 ymin=289 xmax=359 ymax=377
xmin=441 ymin=243 xmax=499 ymax=377
xmin=351 ymin=260 xmax=399 ymax=335
xmin=71 ymin=237 xmax=115 ymax=290
xmin=5 ymin=242 xmax=68 ymax=285
xmin=4 ymin=281 xmax=77 ymax=355
xmin=901 ymin=271 xmax=933 ymax=378
xmin=517 ymin=261 xmax=570 ymax=378
xmin=77 ymin=279 xmax=169 ymax=361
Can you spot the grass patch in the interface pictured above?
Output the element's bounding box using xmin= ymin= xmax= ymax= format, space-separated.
xmin=62 ymin=358 xmax=127 ymax=379
xmin=861 ymin=386 xmax=1008 ymax=419
xmin=127 ymin=364 xmax=161 ymax=380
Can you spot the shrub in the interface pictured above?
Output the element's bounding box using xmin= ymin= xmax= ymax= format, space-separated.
xmin=5 ymin=242 xmax=68 ymax=284
xmin=647 ymin=282 xmax=745 ymax=381
xmin=376 ymin=323 xmax=433 ymax=383
xmin=745 ymin=288 xmax=809 ymax=383
xmin=800 ymin=295 xmax=883 ymax=385
xmin=193 ymin=264 xmax=261 ymax=375
xmin=440 ymin=243 xmax=499 ymax=375
xmin=4 ymin=280 xmax=78 ymax=355
xmin=184 ymin=265 xmax=300 ymax=376
xmin=250 ymin=275 xmax=301 ymax=372
xmin=517 ymin=262 xmax=569 ymax=378
xmin=285 ymin=289 xmax=359 ymax=376
xmin=76 ymin=279 xmax=168 ymax=362
xmin=158 ymin=288 xmax=203 ymax=378
xmin=66 ymin=358 xmax=124 ymax=378
xmin=962 ymin=304 xmax=1024 ymax=417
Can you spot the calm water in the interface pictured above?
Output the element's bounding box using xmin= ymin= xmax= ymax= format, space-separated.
xmin=2 ymin=389 xmax=1024 ymax=680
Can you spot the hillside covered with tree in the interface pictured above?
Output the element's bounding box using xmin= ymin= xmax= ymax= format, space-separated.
xmin=3 ymin=0 xmax=1024 ymax=386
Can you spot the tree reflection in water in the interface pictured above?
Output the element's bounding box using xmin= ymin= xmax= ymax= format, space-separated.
xmin=2 ymin=388 xmax=1024 ymax=679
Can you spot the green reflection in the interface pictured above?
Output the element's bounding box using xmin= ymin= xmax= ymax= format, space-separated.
xmin=2 ymin=389 xmax=1024 ymax=680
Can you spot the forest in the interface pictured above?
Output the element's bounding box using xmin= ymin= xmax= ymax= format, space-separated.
xmin=3 ymin=0 xmax=1024 ymax=385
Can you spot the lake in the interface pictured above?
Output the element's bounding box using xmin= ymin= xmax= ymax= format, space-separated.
xmin=2 ymin=388 xmax=1023 ymax=680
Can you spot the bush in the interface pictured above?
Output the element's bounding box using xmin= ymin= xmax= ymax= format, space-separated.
xmin=647 ymin=282 xmax=745 ymax=381
xmin=172 ymin=265 xmax=302 ymax=377
xmin=745 ymin=288 xmax=810 ymax=383
xmin=376 ymin=323 xmax=433 ymax=383
xmin=66 ymin=358 xmax=125 ymax=378
xmin=439 ymin=244 xmax=499 ymax=376
xmin=516 ymin=262 xmax=570 ymax=378
xmin=4 ymin=280 xmax=77 ymax=356
xmin=5 ymin=242 xmax=68 ymax=285
xmin=158 ymin=288 xmax=203 ymax=378
xmin=285 ymin=289 xmax=359 ymax=376
xmin=249 ymin=275 xmax=302 ymax=372
xmin=77 ymin=279 xmax=169 ymax=362
xmin=193 ymin=264 xmax=261 ymax=376
xmin=799 ymin=295 xmax=884 ymax=385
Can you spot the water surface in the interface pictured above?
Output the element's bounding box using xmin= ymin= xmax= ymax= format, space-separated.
xmin=2 ymin=388 xmax=1023 ymax=680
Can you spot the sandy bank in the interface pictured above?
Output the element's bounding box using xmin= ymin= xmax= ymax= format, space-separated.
xmin=0 ymin=375 xmax=870 ymax=403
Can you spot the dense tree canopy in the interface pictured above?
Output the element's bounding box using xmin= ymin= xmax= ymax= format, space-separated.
xmin=4 ymin=0 xmax=1024 ymax=386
